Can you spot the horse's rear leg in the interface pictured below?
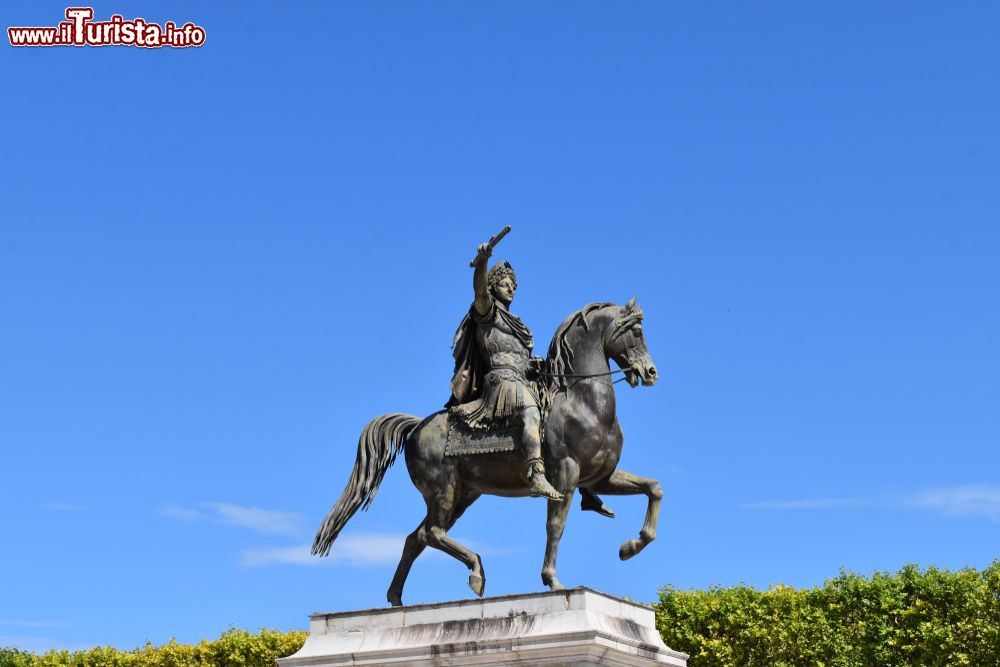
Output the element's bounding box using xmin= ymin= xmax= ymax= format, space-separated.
xmin=386 ymin=492 xmax=480 ymax=606
xmin=386 ymin=520 xmax=425 ymax=607
xmin=423 ymin=493 xmax=486 ymax=597
xmin=591 ymin=469 xmax=662 ymax=561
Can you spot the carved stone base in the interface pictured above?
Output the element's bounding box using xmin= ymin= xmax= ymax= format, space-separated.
xmin=277 ymin=587 xmax=688 ymax=666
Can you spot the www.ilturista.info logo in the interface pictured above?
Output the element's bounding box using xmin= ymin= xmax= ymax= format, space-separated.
xmin=8 ymin=7 xmax=205 ymax=48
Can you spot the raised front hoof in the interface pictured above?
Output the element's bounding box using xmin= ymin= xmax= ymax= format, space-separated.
xmin=619 ymin=538 xmax=646 ymax=561
xmin=386 ymin=591 xmax=403 ymax=607
xmin=468 ymin=572 xmax=485 ymax=597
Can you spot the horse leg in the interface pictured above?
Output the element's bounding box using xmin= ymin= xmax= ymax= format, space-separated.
xmin=419 ymin=488 xmax=487 ymax=597
xmin=386 ymin=520 xmax=424 ymax=607
xmin=540 ymin=459 xmax=579 ymax=591
xmin=386 ymin=492 xmax=480 ymax=606
xmin=591 ymin=469 xmax=663 ymax=561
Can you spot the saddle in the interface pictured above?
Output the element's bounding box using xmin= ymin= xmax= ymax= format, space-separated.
xmin=444 ymin=412 xmax=518 ymax=456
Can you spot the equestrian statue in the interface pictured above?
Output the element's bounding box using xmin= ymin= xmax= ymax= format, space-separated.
xmin=312 ymin=226 xmax=663 ymax=606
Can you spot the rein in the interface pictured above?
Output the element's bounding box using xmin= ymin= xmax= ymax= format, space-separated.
xmin=539 ymin=368 xmax=627 ymax=379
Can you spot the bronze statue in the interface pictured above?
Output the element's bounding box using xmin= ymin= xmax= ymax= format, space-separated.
xmin=313 ymin=228 xmax=663 ymax=606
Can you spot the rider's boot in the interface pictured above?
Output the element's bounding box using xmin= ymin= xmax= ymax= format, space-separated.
xmin=521 ymin=409 xmax=563 ymax=501
xmin=580 ymin=489 xmax=615 ymax=518
xmin=526 ymin=458 xmax=563 ymax=501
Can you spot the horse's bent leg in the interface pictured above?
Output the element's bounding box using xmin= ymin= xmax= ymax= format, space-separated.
xmin=386 ymin=493 xmax=481 ymax=606
xmin=421 ymin=491 xmax=486 ymax=597
xmin=591 ymin=469 xmax=663 ymax=561
xmin=426 ymin=525 xmax=485 ymax=597
xmin=541 ymin=459 xmax=579 ymax=590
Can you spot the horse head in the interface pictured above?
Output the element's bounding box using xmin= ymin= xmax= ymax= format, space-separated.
xmin=545 ymin=299 xmax=659 ymax=399
xmin=606 ymin=297 xmax=658 ymax=388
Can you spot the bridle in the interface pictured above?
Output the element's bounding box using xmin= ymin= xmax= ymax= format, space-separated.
xmin=540 ymin=311 xmax=643 ymax=384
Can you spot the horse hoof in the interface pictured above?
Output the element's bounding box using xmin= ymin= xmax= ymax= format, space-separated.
xmin=619 ymin=539 xmax=644 ymax=561
xmin=468 ymin=573 xmax=485 ymax=597
xmin=548 ymin=580 xmax=566 ymax=591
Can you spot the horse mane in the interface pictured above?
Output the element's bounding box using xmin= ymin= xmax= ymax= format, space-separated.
xmin=540 ymin=302 xmax=615 ymax=412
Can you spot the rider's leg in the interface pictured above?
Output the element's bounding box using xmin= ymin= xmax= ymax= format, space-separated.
xmin=521 ymin=407 xmax=563 ymax=501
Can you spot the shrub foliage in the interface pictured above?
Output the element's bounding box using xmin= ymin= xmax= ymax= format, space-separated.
xmin=4 ymin=564 xmax=997 ymax=667
xmin=0 ymin=629 xmax=306 ymax=667
xmin=656 ymin=561 xmax=1000 ymax=667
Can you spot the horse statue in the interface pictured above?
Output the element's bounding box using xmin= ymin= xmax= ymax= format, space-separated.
xmin=312 ymin=297 xmax=661 ymax=607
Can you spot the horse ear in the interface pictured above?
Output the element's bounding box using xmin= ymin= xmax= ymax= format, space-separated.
xmin=625 ymin=296 xmax=637 ymax=312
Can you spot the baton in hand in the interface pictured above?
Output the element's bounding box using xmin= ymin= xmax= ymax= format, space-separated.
xmin=470 ymin=225 xmax=512 ymax=267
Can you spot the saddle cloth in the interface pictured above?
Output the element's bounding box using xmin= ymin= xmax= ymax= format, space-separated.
xmin=445 ymin=413 xmax=518 ymax=456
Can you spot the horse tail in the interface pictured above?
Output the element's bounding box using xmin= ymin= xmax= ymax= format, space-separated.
xmin=311 ymin=413 xmax=422 ymax=557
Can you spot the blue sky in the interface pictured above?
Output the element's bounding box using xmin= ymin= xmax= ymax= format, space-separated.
xmin=2 ymin=0 xmax=998 ymax=653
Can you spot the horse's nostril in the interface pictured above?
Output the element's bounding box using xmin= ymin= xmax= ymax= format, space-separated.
xmin=648 ymin=366 xmax=657 ymax=377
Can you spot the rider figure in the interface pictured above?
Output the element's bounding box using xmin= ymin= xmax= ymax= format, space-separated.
xmin=447 ymin=237 xmax=564 ymax=501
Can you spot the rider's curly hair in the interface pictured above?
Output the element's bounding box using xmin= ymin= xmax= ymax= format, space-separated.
xmin=487 ymin=261 xmax=517 ymax=295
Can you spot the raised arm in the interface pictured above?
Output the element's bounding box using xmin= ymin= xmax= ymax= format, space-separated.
xmin=472 ymin=243 xmax=493 ymax=316
xmin=470 ymin=226 xmax=511 ymax=316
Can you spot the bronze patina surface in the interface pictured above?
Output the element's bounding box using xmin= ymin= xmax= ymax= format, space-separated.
xmin=313 ymin=228 xmax=664 ymax=607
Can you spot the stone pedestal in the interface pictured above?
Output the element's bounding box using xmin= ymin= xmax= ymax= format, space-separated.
xmin=277 ymin=587 xmax=688 ymax=666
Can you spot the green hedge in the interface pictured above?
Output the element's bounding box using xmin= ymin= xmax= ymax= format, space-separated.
xmin=5 ymin=563 xmax=998 ymax=667
xmin=0 ymin=629 xmax=306 ymax=667
xmin=656 ymin=562 xmax=1000 ymax=667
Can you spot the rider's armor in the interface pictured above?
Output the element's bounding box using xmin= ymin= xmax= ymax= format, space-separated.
xmin=450 ymin=299 xmax=540 ymax=430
